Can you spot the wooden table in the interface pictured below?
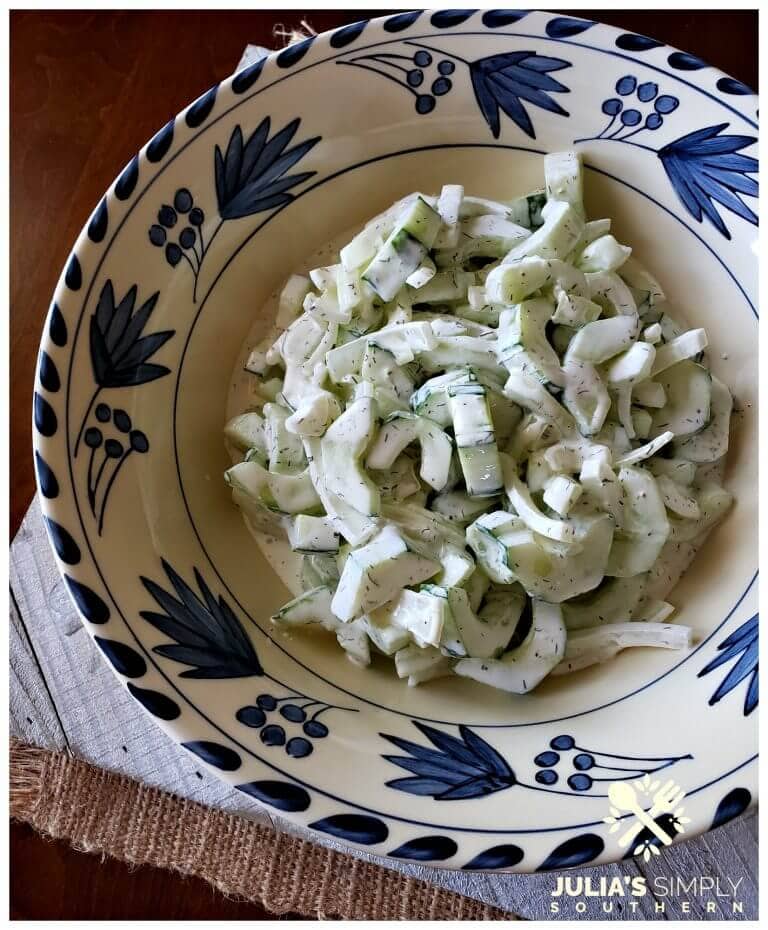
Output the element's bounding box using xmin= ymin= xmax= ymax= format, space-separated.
xmin=10 ymin=9 xmax=758 ymax=920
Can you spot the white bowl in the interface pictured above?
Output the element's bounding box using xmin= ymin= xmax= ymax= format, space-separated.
xmin=34 ymin=10 xmax=757 ymax=871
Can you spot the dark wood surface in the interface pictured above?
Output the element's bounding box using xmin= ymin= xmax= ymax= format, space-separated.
xmin=9 ymin=9 xmax=758 ymax=921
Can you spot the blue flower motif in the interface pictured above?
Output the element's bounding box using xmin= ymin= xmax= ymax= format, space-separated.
xmin=140 ymin=560 xmax=263 ymax=678
xmin=381 ymin=721 xmax=516 ymax=800
xmin=699 ymin=614 xmax=758 ymax=715
xmin=215 ymin=117 xmax=320 ymax=220
xmin=658 ymin=123 xmax=758 ymax=239
xmin=469 ymin=50 xmax=571 ymax=139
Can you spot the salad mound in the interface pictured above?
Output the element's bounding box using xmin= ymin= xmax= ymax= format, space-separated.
xmin=224 ymin=151 xmax=733 ymax=694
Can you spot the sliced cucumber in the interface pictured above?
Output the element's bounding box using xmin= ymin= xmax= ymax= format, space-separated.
xmin=498 ymin=300 xmax=564 ymax=387
xmin=366 ymin=412 xmax=453 ymax=491
xmin=577 ymin=234 xmax=631 ymax=274
xmin=394 ymin=643 xmax=454 ymax=685
xmin=331 ymin=525 xmax=439 ymax=622
xmin=286 ymin=515 xmax=340 ymax=553
xmin=321 ymin=395 xmax=380 ymax=516
xmin=503 ymin=200 xmax=584 ymax=263
xmin=562 ymin=356 xmax=610 ymax=436
xmin=454 ymin=600 xmax=566 ymax=694
xmin=651 ymin=361 xmax=712 ymax=439
xmin=263 ymin=402 xmax=307 ymax=474
xmin=225 ymin=460 xmax=321 ymax=515
xmin=553 ymin=622 xmax=691 ymax=676
xmin=672 ymin=375 xmax=731 ymax=462
xmin=545 ymin=151 xmax=584 ymax=218
xmin=566 ymin=315 xmax=639 ymax=364
xmin=606 ymin=466 xmax=669 ymax=576
xmin=272 ymin=586 xmax=339 ymax=631
xmin=225 ymin=411 xmax=268 ymax=459
xmin=561 ymin=575 xmax=647 ymax=630
xmin=651 ymin=328 xmax=708 ymax=376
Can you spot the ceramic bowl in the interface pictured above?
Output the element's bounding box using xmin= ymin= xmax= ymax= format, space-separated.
xmin=33 ymin=10 xmax=758 ymax=872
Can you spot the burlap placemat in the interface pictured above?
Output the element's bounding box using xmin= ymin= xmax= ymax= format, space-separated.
xmin=10 ymin=740 xmax=511 ymax=920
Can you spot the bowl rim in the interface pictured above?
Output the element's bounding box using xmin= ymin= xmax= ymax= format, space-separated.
xmin=31 ymin=9 xmax=758 ymax=874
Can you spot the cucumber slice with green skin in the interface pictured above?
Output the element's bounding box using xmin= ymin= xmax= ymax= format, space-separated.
xmin=561 ymin=575 xmax=647 ymax=630
xmin=618 ymin=255 xmax=665 ymax=305
xmin=496 ymin=512 xmax=613 ymax=602
xmin=566 ymin=315 xmax=640 ymax=364
xmin=503 ymin=200 xmax=584 ymax=263
xmin=498 ymin=300 xmax=565 ymax=387
xmin=562 ymin=356 xmax=611 ymax=436
xmin=448 ymin=382 xmax=504 ymax=497
xmin=454 ymin=600 xmax=566 ymax=694
xmin=369 ymin=587 xmax=447 ymax=648
xmin=276 ymin=274 xmax=313 ymax=329
xmin=361 ymin=343 xmax=414 ymax=418
xmin=286 ymin=515 xmax=340 ymax=553
xmin=606 ymin=466 xmax=670 ymax=576
xmin=579 ymin=454 xmax=623 ymax=528
xmin=371 ymin=321 xmax=437 ymax=365
xmin=447 ymin=586 xmax=523 ymax=660
xmin=633 ymin=380 xmax=666 ymax=408
xmin=272 ymin=586 xmax=340 ymax=631
xmin=466 ymin=511 xmax=519 ymax=584
xmin=362 ymin=197 xmax=442 ymax=301
xmin=552 ymin=622 xmax=691 ymax=676
xmin=360 ymin=612 xmax=412 ymax=655
xmin=672 ymin=376 xmax=732 ymax=463
xmin=656 ymin=475 xmax=701 ymax=519
xmin=321 ymin=395 xmax=380 ymax=516
xmin=420 ymin=338 xmax=507 ymax=381
xmin=577 ymin=235 xmax=632 ymax=274
xmin=336 ymin=265 xmax=376 ymax=318
xmin=503 ymin=370 xmax=575 ymax=432
xmin=668 ymin=482 xmax=733 ymax=542
xmin=366 ymin=412 xmax=453 ymax=491
xmin=586 ymin=270 xmax=638 ymax=317
xmin=545 ymin=150 xmax=584 ymax=218
xmin=230 ymin=487 xmax=286 ymax=538
xmin=431 ymin=490 xmax=500 ymax=525
xmin=651 ymin=361 xmax=712 ymax=439
xmin=303 ymin=287 xmax=350 ymax=326
xmin=325 ymin=336 xmax=368 ymax=383
xmin=394 ymin=643 xmax=454 ymax=685
xmin=419 ymin=584 xmax=467 ymax=657
xmin=454 ymin=302 xmax=502 ymax=327
xmin=506 ymin=190 xmax=547 ymax=229
xmin=331 ymin=525 xmax=440 ymax=622
xmin=568 ymin=218 xmax=611 ymax=258
xmin=224 ymin=412 xmax=268 ymax=458
xmin=406 ymin=256 xmax=437 ymax=289
xmin=278 ymin=313 xmax=327 ymax=367
xmin=336 ymin=619 xmax=372 ymax=666
xmin=263 ymin=402 xmax=307 ymax=474
xmin=651 ymin=328 xmax=708 ymax=376
xmin=301 ymin=553 xmax=340 ymax=591
xmin=225 ymin=460 xmax=322 ymax=515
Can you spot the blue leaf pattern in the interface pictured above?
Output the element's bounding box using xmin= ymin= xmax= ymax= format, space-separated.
xmin=699 ymin=614 xmax=758 ymax=714
xmin=659 ymin=123 xmax=758 ymax=238
xmin=469 ymin=51 xmax=571 ymax=138
xmin=214 ymin=118 xmax=320 ymax=220
xmin=140 ymin=560 xmax=263 ymax=679
xmin=382 ymin=722 xmax=516 ymax=800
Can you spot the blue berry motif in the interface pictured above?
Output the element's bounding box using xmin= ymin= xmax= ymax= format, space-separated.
xmin=74 ymin=280 xmax=171 ymax=533
xmin=531 ymin=735 xmax=691 ymax=795
xmin=234 ymin=690 xmax=354 ymax=759
xmin=148 ymin=117 xmax=319 ymax=302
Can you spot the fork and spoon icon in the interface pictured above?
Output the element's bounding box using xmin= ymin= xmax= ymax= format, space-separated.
xmin=609 ymin=779 xmax=685 ymax=849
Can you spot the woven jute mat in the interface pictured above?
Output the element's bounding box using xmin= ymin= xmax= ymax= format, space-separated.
xmin=10 ymin=740 xmax=512 ymax=920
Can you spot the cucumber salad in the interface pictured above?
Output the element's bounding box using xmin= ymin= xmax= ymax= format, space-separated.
xmin=224 ymin=151 xmax=734 ymax=695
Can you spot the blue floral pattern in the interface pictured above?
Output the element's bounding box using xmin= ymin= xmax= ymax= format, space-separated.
xmin=382 ymin=723 xmax=691 ymax=801
xmin=339 ymin=41 xmax=572 ymax=139
xmin=576 ymin=75 xmax=758 ymax=239
xmin=148 ymin=118 xmax=320 ymax=299
xmin=140 ymin=560 xmax=263 ymax=678
xmin=699 ymin=614 xmax=758 ymax=715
